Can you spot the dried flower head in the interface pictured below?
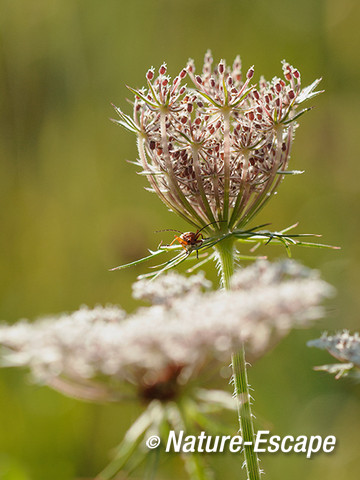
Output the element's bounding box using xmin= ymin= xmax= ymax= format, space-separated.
xmin=308 ymin=331 xmax=360 ymax=379
xmin=0 ymin=261 xmax=332 ymax=402
xmin=113 ymin=50 xmax=322 ymax=234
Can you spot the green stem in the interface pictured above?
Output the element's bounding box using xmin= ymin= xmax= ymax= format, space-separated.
xmin=232 ymin=347 xmax=261 ymax=480
xmin=215 ymin=239 xmax=262 ymax=480
xmin=178 ymin=400 xmax=213 ymax=480
xmin=215 ymin=236 xmax=235 ymax=289
xmin=146 ymin=448 xmax=160 ymax=480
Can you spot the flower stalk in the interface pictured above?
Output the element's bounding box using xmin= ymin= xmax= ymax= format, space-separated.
xmin=106 ymin=51 xmax=332 ymax=479
xmin=231 ymin=347 xmax=261 ymax=480
xmin=216 ymin=239 xmax=262 ymax=480
xmin=215 ymin=235 xmax=235 ymax=289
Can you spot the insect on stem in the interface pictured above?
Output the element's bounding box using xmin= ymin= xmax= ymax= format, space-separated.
xmin=156 ymin=221 xmax=226 ymax=258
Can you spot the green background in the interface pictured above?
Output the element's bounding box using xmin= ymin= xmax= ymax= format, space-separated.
xmin=0 ymin=0 xmax=359 ymax=478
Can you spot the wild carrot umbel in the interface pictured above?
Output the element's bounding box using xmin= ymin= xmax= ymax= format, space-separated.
xmin=113 ymin=50 xmax=322 ymax=233
xmin=111 ymin=51 xmax=330 ymax=480
xmin=0 ymin=47 xmax=337 ymax=480
xmin=111 ymin=50 xmax=334 ymax=282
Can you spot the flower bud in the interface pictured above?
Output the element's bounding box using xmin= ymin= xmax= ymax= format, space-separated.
xmin=247 ymin=67 xmax=254 ymax=79
xmin=146 ymin=69 xmax=154 ymax=81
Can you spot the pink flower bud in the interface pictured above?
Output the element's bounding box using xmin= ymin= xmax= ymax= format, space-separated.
xmin=247 ymin=67 xmax=254 ymax=79
xmin=247 ymin=112 xmax=255 ymax=122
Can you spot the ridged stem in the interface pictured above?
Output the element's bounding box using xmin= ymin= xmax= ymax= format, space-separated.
xmin=215 ymin=235 xmax=235 ymax=289
xmin=215 ymin=239 xmax=262 ymax=480
xmin=231 ymin=347 xmax=261 ymax=480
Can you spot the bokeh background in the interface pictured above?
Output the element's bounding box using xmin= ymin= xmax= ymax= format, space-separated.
xmin=1 ymin=0 xmax=359 ymax=478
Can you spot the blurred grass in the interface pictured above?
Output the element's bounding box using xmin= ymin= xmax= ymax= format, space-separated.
xmin=0 ymin=0 xmax=359 ymax=478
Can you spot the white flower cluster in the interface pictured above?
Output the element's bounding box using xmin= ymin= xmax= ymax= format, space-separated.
xmin=0 ymin=261 xmax=332 ymax=401
xmin=133 ymin=271 xmax=211 ymax=304
xmin=308 ymin=330 xmax=360 ymax=368
xmin=231 ymin=259 xmax=322 ymax=290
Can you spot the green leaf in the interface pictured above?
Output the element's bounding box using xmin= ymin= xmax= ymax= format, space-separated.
xmin=96 ymin=408 xmax=155 ymax=480
xmin=186 ymin=252 xmax=215 ymax=273
xmin=236 ymin=254 xmax=267 ymax=261
xmin=296 ymin=78 xmax=323 ymax=104
xmin=222 ymin=76 xmax=228 ymax=104
xmin=137 ymin=251 xmax=190 ymax=280
xmin=277 ymin=169 xmax=305 ymax=175
xmin=231 ymin=86 xmax=255 ymax=107
xmin=283 ymin=107 xmax=313 ymax=125
xmin=126 ymin=85 xmax=159 ymax=109
xmin=288 ymin=240 xmax=341 ymax=249
xmin=109 ymin=249 xmax=165 ymax=271
xmin=195 ymin=89 xmax=222 ymax=108
xmin=137 ymin=170 xmax=164 ymax=176
xmin=111 ymin=105 xmax=140 ymax=133
xmin=111 ymin=118 xmax=138 ymax=133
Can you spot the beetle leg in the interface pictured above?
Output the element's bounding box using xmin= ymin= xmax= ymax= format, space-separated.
xmin=169 ymin=236 xmax=189 ymax=252
xmin=169 ymin=236 xmax=182 ymax=246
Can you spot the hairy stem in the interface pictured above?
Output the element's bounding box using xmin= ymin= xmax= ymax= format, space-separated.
xmin=215 ymin=239 xmax=262 ymax=480
xmin=231 ymin=348 xmax=261 ymax=480
xmin=215 ymin=236 xmax=235 ymax=289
